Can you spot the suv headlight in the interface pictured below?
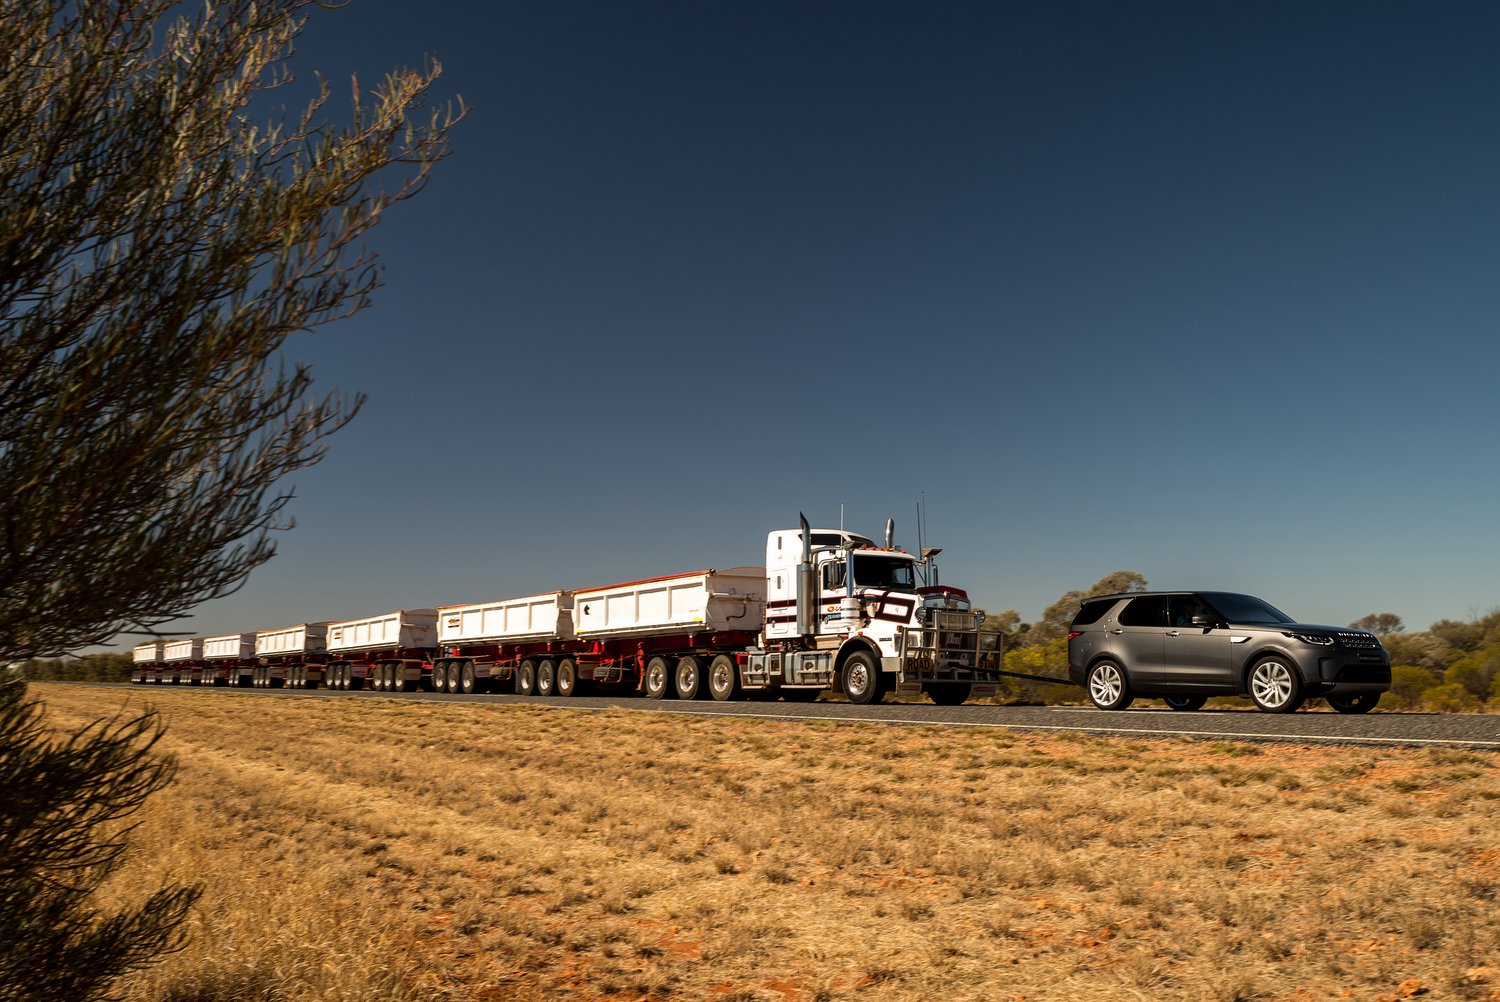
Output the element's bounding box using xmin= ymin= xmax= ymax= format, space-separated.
xmin=1286 ymin=632 xmax=1335 ymax=646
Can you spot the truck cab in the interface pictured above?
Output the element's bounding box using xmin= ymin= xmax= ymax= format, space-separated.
xmin=752 ymin=523 xmax=1000 ymax=704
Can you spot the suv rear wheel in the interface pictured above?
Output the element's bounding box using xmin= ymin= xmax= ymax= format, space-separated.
xmin=1086 ymin=660 xmax=1133 ymax=711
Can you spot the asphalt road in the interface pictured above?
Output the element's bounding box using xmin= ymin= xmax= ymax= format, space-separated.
xmin=102 ymin=683 xmax=1500 ymax=750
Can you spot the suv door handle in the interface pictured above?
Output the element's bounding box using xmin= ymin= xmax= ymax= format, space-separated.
xmin=1166 ymin=630 xmax=1180 ymax=637
xmin=1109 ymin=629 xmax=1124 ymax=635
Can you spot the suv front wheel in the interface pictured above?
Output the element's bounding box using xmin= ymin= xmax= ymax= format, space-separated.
xmin=1086 ymin=660 xmax=1134 ymax=711
xmin=1248 ymin=656 xmax=1304 ymax=713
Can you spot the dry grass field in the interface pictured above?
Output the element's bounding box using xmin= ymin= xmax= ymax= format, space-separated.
xmin=33 ymin=685 xmax=1500 ymax=1002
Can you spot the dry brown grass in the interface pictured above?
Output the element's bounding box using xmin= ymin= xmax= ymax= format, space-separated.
xmin=33 ymin=685 xmax=1500 ymax=1002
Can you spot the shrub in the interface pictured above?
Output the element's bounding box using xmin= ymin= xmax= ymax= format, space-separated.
xmin=1421 ymin=682 xmax=1479 ymax=713
xmin=1387 ymin=665 xmax=1438 ymax=709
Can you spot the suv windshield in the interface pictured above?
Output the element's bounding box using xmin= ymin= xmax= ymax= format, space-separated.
xmin=1199 ymin=592 xmax=1294 ymax=625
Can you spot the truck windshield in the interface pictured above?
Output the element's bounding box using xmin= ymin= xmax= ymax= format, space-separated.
xmin=853 ymin=556 xmax=916 ymax=590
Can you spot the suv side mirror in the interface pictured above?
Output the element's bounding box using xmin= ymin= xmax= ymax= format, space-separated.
xmin=1190 ymin=614 xmax=1214 ymax=628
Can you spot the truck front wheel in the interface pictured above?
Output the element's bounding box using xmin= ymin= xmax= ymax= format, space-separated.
xmin=842 ymin=652 xmax=884 ymax=705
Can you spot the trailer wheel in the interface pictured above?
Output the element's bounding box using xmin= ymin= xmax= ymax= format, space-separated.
xmin=430 ymin=661 xmax=449 ymax=694
xmin=516 ymin=660 xmax=537 ymax=695
xmin=459 ymin=661 xmax=477 ymax=695
xmin=537 ymin=659 xmax=557 ymax=696
xmin=645 ymin=656 xmax=673 ymax=699
xmin=842 ymin=651 xmax=884 ymax=705
xmin=555 ymin=658 xmax=578 ymax=697
xmin=674 ymin=656 xmax=704 ymax=700
xmin=391 ymin=666 xmax=406 ymax=693
xmin=708 ymin=655 xmax=740 ymax=701
xmin=926 ymin=683 xmax=972 ymax=706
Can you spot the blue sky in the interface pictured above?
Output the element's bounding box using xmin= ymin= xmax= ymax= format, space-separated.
xmin=151 ymin=1 xmax=1500 ymax=642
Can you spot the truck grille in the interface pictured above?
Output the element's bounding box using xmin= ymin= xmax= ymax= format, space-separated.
xmin=935 ymin=612 xmax=974 ymax=632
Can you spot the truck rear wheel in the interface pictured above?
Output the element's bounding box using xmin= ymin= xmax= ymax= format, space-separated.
xmin=458 ymin=662 xmax=476 ymax=695
xmin=391 ymin=666 xmax=406 ymax=692
xmin=645 ymin=656 xmax=673 ymax=699
xmin=431 ymin=661 xmax=450 ymax=693
xmin=842 ymin=651 xmax=884 ymax=705
xmin=516 ymin=660 xmax=537 ymax=695
xmin=537 ymin=659 xmax=557 ymax=696
xmin=708 ymin=655 xmax=740 ymax=701
xmin=555 ymin=658 xmax=578 ymax=697
xmin=675 ymin=656 xmax=704 ymax=699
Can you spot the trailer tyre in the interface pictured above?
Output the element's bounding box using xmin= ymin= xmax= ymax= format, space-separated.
xmin=674 ymin=656 xmax=705 ymax=700
xmin=645 ymin=656 xmax=673 ymax=699
xmin=537 ymin=659 xmax=557 ymax=697
xmin=458 ymin=662 xmax=476 ymax=695
xmin=842 ymin=651 xmax=884 ymax=705
xmin=708 ymin=655 xmax=740 ymax=701
xmin=391 ymin=666 xmax=406 ymax=693
xmin=516 ymin=660 xmax=537 ymax=696
xmin=431 ymin=661 xmax=449 ymax=694
xmin=555 ymin=658 xmax=578 ymax=697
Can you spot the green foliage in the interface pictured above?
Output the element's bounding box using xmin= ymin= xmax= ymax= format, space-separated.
xmin=1008 ymin=570 xmax=1147 ymax=648
xmin=1374 ymin=632 xmax=1455 ymax=671
xmin=1350 ymin=612 xmax=1404 ymax=636
xmin=995 ymin=637 xmax=1071 ymax=704
xmin=0 ymin=668 xmax=200 ymax=1001
xmin=0 ymin=0 xmax=461 ymax=661
xmin=1421 ymin=682 xmax=1480 ymax=713
xmin=1386 ymin=665 xmax=1438 ymax=710
xmin=18 ymin=653 xmax=133 ymax=683
xmin=1443 ymin=647 xmax=1500 ymax=701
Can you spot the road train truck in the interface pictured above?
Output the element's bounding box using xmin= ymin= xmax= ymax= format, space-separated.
xmin=430 ymin=518 xmax=1003 ymax=704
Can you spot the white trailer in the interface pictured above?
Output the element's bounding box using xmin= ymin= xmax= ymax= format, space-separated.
xmin=203 ymin=632 xmax=257 ymax=687
xmin=429 ymin=592 xmax=576 ymax=695
xmin=252 ymin=623 xmax=330 ymax=689
xmin=573 ymin=568 xmax=765 ymax=639
xmin=432 ymin=571 xmax=769 ymax=699
xmin=325 ymin=610 xmax=439 ymax=692
xmin=132 ymin=641 xmax=165 ymax=684
xmin=438 ymin=593 xmax=575 ymax=645
xmin=162 ymin=638 xmax=206 ymax=685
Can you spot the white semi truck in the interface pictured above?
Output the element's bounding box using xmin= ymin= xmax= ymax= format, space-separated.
xmin=132 ymin=516 xmax=1004 ymax=704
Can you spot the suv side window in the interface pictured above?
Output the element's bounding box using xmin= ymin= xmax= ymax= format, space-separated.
xmin=1119 ymin=596 xmax=1166 ymax=627
xmin=1071 ymin=599 xmax=1116 ymax=628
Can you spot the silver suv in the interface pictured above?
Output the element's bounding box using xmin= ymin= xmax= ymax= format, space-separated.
xmin=1066 ymin=591 xmax=1391 ymax=713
